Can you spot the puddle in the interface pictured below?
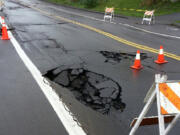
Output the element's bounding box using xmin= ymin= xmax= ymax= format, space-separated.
xmin=100 ymin=51 xmax=148 ymax=64
xmin=44 ymin=68 xmax=125 ymax=115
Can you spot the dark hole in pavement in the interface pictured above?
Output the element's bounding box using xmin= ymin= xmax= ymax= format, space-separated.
xmin=100 ymin=51 xmax=148 ymax=64
xmin=10 ymin=1 xmax=30 ymax=8
xmin=8 ymin=7 xmax=21 ymax=10
xmin=44 ymin=68 xmax=125 ymax=115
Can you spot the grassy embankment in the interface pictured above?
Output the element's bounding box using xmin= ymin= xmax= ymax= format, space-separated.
xmin=47 ymin=0 xmax=180 ymax=17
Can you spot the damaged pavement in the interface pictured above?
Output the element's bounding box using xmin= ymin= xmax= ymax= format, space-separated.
xmin=45 ymin=68 xmax=125 ymax=114
xmin=3 ymin=0 xmax=180 ymax=135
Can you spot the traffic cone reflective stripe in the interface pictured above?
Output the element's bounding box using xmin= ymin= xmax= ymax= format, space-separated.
xmin=1 ymin=23 xmax=10 ymax=40
xmin=155 ymin=46 xmax=168 ymax=64
xmin=1 ymin=16 xmax=5 ymax=24
xmin=131 ymin=50 xmax=143 ymax=70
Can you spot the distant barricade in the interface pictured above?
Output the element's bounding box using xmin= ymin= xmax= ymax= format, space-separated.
xmin=142 ymin=10 xmax=155 ymax=25
xmin=104 ymin=7 xmax=114 ymax=22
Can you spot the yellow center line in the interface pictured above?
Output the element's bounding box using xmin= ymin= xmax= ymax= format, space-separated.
xmin=29 ymin=5 xmax=180 ymax=61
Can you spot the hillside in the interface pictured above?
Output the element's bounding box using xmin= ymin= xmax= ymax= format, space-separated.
xmin=46 ymin=0 xmax=180 ymax=17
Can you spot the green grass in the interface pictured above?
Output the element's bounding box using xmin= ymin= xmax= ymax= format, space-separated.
xmin=47 ymin=0 xmax=180 ymax=17
xmin=47 ymin=0 xmax=85 ymax=8
xmin=176 ymin=20 xmax=180 ymax=23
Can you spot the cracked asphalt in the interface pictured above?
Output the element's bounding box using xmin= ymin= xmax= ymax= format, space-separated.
xmin=2 ymin=0 xmax=180 ymax=134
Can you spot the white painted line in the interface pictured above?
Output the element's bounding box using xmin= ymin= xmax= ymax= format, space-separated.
xmin=7 ymin=29 xmax=87 ymax=135
xmin=119 ymin=23 xmax=180 ymax=39
xmin=47 ymin=5 xmax=180 ymax=39
xmin=18 ymin=0 xmax=180 ymax=39
xmin=110 ymin=21 xmax=117 ymax=24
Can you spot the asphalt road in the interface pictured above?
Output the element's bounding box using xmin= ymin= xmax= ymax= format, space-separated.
xmin=0 ymin=32 xmax=68 ymax=134
xmin=3 ymin=0 xmax=180 ymax=134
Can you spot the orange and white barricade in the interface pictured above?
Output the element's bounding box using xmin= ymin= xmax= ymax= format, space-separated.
xmin=130 ymin=74 xmax=180 ymax=135
xmin=142 ymin=10 xmax=155 ymax=25
xmin=0 ymin=0 xmax=4 ymax=11
xmin=104 ymin=7 xmax=114 ymax=22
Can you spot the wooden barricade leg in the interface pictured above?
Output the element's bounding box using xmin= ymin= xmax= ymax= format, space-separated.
xmin=164 ymin=114 xmax=180 ymax=135
xmin=153 ymin=15 xmax=155 ymax=24
xmin=142 ymin=15 xmax=145 ymax=24
xmin=129 ymin=89 xmax=156 ymax=135
xmin=129 ymin=74 xmax=167 ymax=135
xmin=155 ymin=74 xmax=165 ymax=135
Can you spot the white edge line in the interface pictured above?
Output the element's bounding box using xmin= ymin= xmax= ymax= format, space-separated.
xmin=7 ymin=29 xmax=86 ymax=135
xmin=43 ymin=4 xmax=180 ymax=39
xmin=119 ymin=23 xmax=180 ymax=39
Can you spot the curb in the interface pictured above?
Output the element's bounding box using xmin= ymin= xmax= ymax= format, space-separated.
xmin=174 ymin=23 xmax=180 ymax=27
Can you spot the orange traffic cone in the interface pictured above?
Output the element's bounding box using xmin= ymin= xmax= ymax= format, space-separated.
xmin=155 ymin=46 xmax=168 ymax=64
xmin=1 ymin=23 xmax=10 ymax=40
xmin=131 ymin=50 xmax=143 ymax=70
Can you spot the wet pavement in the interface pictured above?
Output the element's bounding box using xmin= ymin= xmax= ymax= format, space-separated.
xmin=3 ymin=0 xmax=180 ymax=135
xmin=38 ymin=0 xmax=180 ymax=38
xmin=0 ymin=31 xmax=68 ymax=135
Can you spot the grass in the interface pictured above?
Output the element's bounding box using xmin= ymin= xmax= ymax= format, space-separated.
xmin=176 ymin=20 xmax=180 ymax=23
xmin=47 ymin=0 xmax=85 ymax=8
xmin=47 ymin=0 xmax=180 ymax=17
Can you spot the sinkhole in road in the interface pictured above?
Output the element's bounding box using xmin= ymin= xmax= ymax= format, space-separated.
xmin=44 ymin=68 xmax=125 ymax=114
xmin=100 ymin=51 xmax=148 ymax=64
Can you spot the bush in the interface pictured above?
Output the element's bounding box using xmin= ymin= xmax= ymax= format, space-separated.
xmin=84 ymin=0 xmax=98 ymax=8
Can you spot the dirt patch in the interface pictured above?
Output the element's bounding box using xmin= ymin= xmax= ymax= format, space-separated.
xmin=44 ymin=68 xmax=125 ymax=115
xmin=100 ymin=51 xmax=148 ymax=64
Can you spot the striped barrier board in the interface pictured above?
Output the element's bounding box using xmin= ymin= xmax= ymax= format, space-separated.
xmin=145 ymin=10 xmax=154 ymax=16
xmin=105 ymin=8 xmax=114 ymax=13
xmin=159 ymin=82 xmax=180 ymax=115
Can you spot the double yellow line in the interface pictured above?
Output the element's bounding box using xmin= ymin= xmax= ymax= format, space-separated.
xmin=26 ymin=3 xmax=180 ymax=61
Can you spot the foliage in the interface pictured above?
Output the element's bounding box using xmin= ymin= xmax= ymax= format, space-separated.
xmin=83 ymin=0 xmax=98 ymax=8
xmin=47 ymin=0 xmax=180 ymax=17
